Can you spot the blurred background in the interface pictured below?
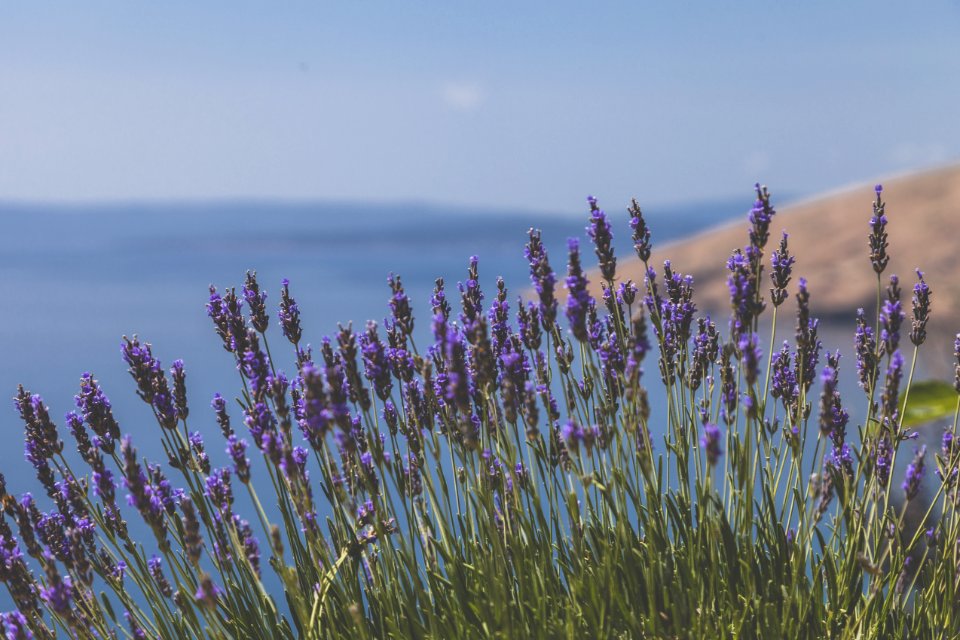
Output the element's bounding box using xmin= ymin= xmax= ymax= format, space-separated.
xmin=0 ymin=2 xmax=958 ymax=498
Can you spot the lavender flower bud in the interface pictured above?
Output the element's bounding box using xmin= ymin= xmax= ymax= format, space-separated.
xmin=738 ymin=332 xmax=762 ymax=387
xmin=403 ymin=454 xmax=423 ymax=498
xmin=430 ymin=277 xmax=452 ymax=322
xmin=517 ymin=299 xmax=542 ymax=351
xmin=205 ymin=468 xmax=233 ymax=514
xmin=880 ymin=275 xmax=904 ymax=355
xmin=206 ymin=286 xmax=249 ymax=354
xmin=388 ymin=273 xmax=414 ymax=338
xmin=488 ymin=278 xmax=510 ymax=357
xmin=586 ymin=195 xmax=617 ymax=282
xmin=226 ymin=435 xmax=251 ymax=484
xmin=360 ymin=322 xmax=393 ymax=401
xmin=561 ymin=420 xmax=584 ymax=455
xmin=147 ymin=555 xmax=173 ymax=598
xmin=75 ymin=372 xmax=120 ymax=454
xmin=180 ymin=497 xmax=202 ymax=566
xmin=125 ymin=611 xmax=147 ymax=640
xmin=819 ymin=366 xmax=838 ymax=436
xmin=188 ymin=431 xmax=210 ymax=475
xmin=617 ymin=280 xmax=638 ymax=308
xmin=854 ymin=309 xmax=878 ymax=391
xmin=121 ymin=437 xmax=167 ymax=545
xmin=902 ymin=446 xmax=927 ymax=501
xmin=458 ymin=256 xmax=484 ymax=325
xmin=2 ymin=611 xmax=32 ymax=639
xmin=336 ymin=325 xmax=372 ymax=412
xmin=701 ymin=423 xmax=723 ymax=467
xmin=874 ymin=435 xmax=893 ymax=487
xmin=770 ymin=342 xmax=796 ymax=406
xmin=769 ymin=232 xmax=794 ymax=307
xmin=525 ymin=229 xmax=558 ymax=332
xmin=880 ymin=350 xmax=904 ymax=427
xmin=170 ymin=359 xmax=188 ymax=421
xmin=868 ymin=184 xmax=889 ymax=274
xmin=236 ymin=518 xmax=260 ymax=578
xmin=564 ymin=238 xmax=592 ymax=342
xmin=828 ymin=443 xmax=854 ymax=478
xmin=65 ymin=412 xmax=97 ymax=465
xmin=936 ymin=430 xmax=958 ymax=486
xmin=726 ymin=249 xmax=759 ymax=339
xmin=278 ymin=278 xmax=302 ymax=346
xmin=749 ymin=183 xmax=776 ymax=255
xmin=794 ymin=278 xmax=821 ymax=393
xmin=243 ymin=270 xmax=269 ymax=334
xmin=628 ymin=198 xmax=652 ymax=263
xmin=909 ymin=269 xmax=931 ymax=346
xmin=211 ymin=393 xmax=233 ymax=437
xmin=39 ymin=556 xmax=72 ymax=617
xmin=241 ymin=330 xmax=270 ymax=404
xmin=719 ymin=346 xmax=738 ymax=425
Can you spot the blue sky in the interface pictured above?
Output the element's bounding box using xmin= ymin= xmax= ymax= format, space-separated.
xmin=1 ymin=2 xmax=958 ymax=212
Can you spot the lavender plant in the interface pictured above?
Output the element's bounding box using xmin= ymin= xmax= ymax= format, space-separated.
xmin=1 ymin=187 xmax=959 ymax=639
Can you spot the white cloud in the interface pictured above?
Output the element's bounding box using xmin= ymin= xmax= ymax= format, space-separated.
xmin=743 ymin=150 xmax=771 ymax=178
xmin=441 ymin=82 xmax=484 ymax=112
xmin=887 ymin=142 xmax=949 ymax=167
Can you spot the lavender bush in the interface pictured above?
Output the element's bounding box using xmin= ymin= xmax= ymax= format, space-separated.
xmin=1 ymin=184 xmax=959 ymax=638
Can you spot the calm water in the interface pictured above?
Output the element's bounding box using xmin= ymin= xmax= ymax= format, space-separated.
xmin=0 ymin=197 xmax=744 ymax=492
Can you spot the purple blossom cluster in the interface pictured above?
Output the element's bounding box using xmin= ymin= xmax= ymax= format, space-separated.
xmin=0 ymin=181 xmax=956 ymax=637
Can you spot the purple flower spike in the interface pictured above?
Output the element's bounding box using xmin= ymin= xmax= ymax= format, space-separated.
xmin=770 ymin=232 xmax=794 ymax=307
xmin=76 ymin=372 xmax=121 ymax=454
xmin=206 ymin=286 xmax=249 ymax=354
xmin=359 ymin=321 xmax=393 ymax=401
xmin=227 ymin=435 xmax=251 ymax=484
xmin=40 ymin=555 xmax=73 ymax=616
xmin=146 ymin=555 xmax=172 ymax=599
xmin=748 ymin=183 xmax=776 ymax=255
xmin=738 ymin=332 xmax=762 ymax=387
xmin=524 ymin=229 xmax=558 ymax=332
xmin=902 ymin=446 xmax=927 ymax=501
xmin=388 ymin=273 xmax=414 ymax=338
xmin=278 ymin=278 xmax=303 ymax=346
xmin=854 ymin=309 xmax=878 ymax=391
xmin=2 ymin=611 xmax=33 ymax=639
xmin=880 ymin=275 xmax=904 ymax=355
xmin=170 ymin=360 xmax=188 ymax=421
xmin=586 ymin=196 xmax=617 ymax=282
xmin=15 ymin=387 xmax=64 ymax=473
xmin=194 ymin=573 xmax=221 ymax=610
xmin=869 ymin=186 xmax=889 ymax=274
xmin=243 ymin=270 xmax=270 ymax=334
xmin=726 ymin=249 xmax=761 ymax=339
xmin=701 ymin=423 xmax=723 ymax=467
xmin=910 ymin=269 xmax=931 ymax=346
xmin=628 ymin=198 xmax=652 ymax=262
xmin=880 ymin=350 xmax=904 ymax=425
xmin=874 ymin=436 xmax=893 ymax=487
xmin=564 ymin=238 xmax=592 ymax=342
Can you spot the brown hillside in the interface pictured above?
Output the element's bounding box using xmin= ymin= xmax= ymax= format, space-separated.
xmin=590 ymin=164 xmax=960 ymax=368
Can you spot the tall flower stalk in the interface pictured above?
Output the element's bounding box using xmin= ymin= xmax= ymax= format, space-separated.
xmin=0 ymin=184 xmax=955 ymax=639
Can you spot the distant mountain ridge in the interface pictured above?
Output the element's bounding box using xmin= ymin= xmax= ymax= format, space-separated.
xmin=592 ymin=163 xmax=960 ymax=369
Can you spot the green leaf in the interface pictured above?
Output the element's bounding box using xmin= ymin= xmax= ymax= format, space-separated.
xmin=100 ymin=592 xmax=117 ymax=623
xmin=902 ymin=379 xmax=957 ymax=428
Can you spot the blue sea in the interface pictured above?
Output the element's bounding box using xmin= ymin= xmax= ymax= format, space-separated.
xmin=0 ymin=197 xmax=746 ymax=493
